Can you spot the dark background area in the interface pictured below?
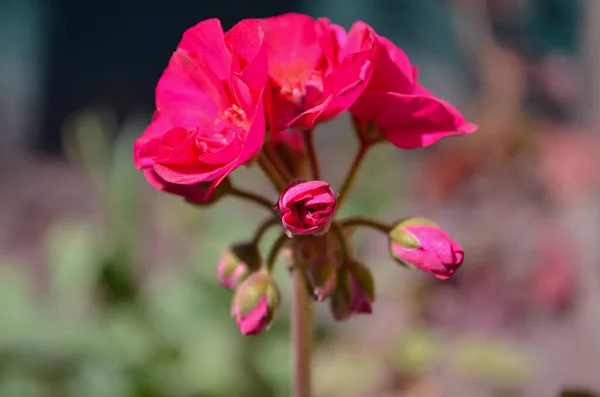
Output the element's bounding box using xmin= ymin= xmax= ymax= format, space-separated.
xmin=37 ymin=0 xmax=301 ymax=153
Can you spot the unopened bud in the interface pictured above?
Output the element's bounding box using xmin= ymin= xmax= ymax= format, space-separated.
xmin=217 ymin=242 xmax=261 ymax=290
xmin=306 ymin=257 xmax=338 ymax=301
xmin=278 ymin=181 xmax=337 ymax=236
xmin=297 ymin=235 xmax=343 ymax=301
xmin=330 ymin=260 xmax=374 ymax=321
xmin=389 ymin=217 xmax=464 ymax=280
xmin=231 ymin=271 xmax=280 ymax=335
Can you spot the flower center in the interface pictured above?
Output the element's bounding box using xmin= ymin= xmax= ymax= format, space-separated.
xmin=280 ymin=70 xmax=324 ymax=107
xmin=192 ymin=105 xmax=249 ymax=164
xmin=223 ymin=104 xmax=249 ymax=128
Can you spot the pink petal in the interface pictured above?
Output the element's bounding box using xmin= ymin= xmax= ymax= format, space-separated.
xmin=352 ymin=91 xmax=477 ymax=149
xmin=227 ymin=19 xmax=268 ymax=115
xmin=316 ymin=18 xmax=347 ymax=71
xmin=289 ymin=23 xmax=378 ymax=128
xmin=177 ymin=18 xmax=231 ymax=82
xmin=364 ymin=34 xmax=414 ymax=94
xmin=237 ymin=297 xmax=270 ymax=335
xmin=260 ymin=13 xmax=322 ymax=86
xmin=156 ymin=49 xmax=228 ymax=130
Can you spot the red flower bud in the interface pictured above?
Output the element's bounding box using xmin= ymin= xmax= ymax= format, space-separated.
xmin=217 ymin=242 xmax=262 ymax=290
xmin=278 ymin=180 xmax=337 ymax=235
xmin=231 ymin=271 xmax=280 ymax=335
xmin=389 ymin=217 xmax=464 ymax=280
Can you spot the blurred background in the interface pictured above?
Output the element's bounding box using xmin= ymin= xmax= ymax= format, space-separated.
xmin=0 ymin=0 xmax=598 ymax=396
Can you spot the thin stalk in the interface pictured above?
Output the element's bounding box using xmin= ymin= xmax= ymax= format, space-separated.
xmin=339 ymin=216 xmax=391 ymax=234
xmin=330 ymin=222 xmax=350 ymax=262
xmin=229 ymin=186 xmax=275 ymax=212
xmin=303 ymin=129 xmax=320 ymax=180
xmin=258 ymin=154 xmax=287 ymax=191
xmin=264 ymin=144 xmax=294 ymax=183
xmin=265 ymin=233 xmax=289 ymax=271
xmin=336 ymin=144 xmax=369 ymax=210
xmin=251 ymin=217 xmax=281 ymax=245
xmin=291 ymin=241 xmax=312 ymax=397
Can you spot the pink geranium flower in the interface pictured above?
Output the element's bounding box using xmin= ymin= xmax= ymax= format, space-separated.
xmin=350 ymin=22 xmax=477 ymax=149
xmin=259 ymin=13 xmax=377 ymax=134
xmin=133 ymin=18 xmax=268 ymax=191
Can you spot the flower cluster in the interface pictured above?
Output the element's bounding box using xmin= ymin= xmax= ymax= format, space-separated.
xmin=133 ymin=13 xmax=475 ymax=335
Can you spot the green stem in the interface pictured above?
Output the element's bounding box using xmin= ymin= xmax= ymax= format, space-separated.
xmin=339 ymin=216 xmax=392 ymax=234
xmin=265 ymin=233 xmax=289 ymax=271
xmin=291 ymin=240 xmax=312 ymax=397
xmin=251 ymin=217 xmax=281 ymax=245
xmin=303 ymin=129 xmax=320 ymax=180
xmin=229 ymin=186 xmax=275 ymax=212
xmin=258 ymin=154 xmax=287 ymax=191
xmin=336 ymin=144 xmax=369 ymax=210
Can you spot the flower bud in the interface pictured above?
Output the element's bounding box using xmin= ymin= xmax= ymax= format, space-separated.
xmin=389 ymin=217 xmax=464 ymax=280
xmin=278 ymin=180 xmax=337 ymax=235
xmin=217 ymin=243 xmax=262 ymax=290
xmin=306 ymin=258 xmax=338 ymax=301
xmin=231 ymin=271 xmax=280 ymax=335
xmin=330 ymin=261 xmax=375 ymax=321
xmin=296 ymin=234 xmax=344 ymax=301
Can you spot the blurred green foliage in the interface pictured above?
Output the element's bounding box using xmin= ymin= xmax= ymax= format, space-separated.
xmin=0 ymin=112 xmax=301 ymax=397
xmin=0 ymin=111 xmax=545 ymax=396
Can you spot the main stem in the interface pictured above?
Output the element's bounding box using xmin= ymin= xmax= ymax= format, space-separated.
xmin=291 ymin=241 xmax=312 ymax=397
xmin=291 ymin=158 xmax=313 ymax=397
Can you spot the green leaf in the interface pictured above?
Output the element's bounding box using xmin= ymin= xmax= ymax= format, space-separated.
xmin=45 ymin=220 xmax=99 ymax=302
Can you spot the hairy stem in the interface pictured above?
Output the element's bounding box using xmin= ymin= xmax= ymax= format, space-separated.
xmin=303 ymin=129 xmax=320 ymax=180
xmin=229 ymin=186 xmax=275 ymax=212
xmin=339 ymin=216 xmax=392 ymax=234
xmin=291 ymin=241 xmax=312 ymax=397
xmin=336 ymin=144 xmax=369 ymax=210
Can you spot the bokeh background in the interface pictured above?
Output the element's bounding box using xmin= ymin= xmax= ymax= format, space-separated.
xmin=0 ymin=0 xmax=598 ymax=396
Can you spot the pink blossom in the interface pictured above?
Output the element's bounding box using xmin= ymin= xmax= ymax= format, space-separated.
xmin=133 ymin=18 xmax=268 ymax=192
xmin=350 ymin=22 xmax=477 ymax=149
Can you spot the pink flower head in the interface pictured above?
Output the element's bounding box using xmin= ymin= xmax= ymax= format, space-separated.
xmin=278 ymin=180 xmax=337 ymax=235
xmin=331 ymin=261 xmax=374 ymax=321
xmin=133 ymin=18 xmax=268 ymax=192
xmin=259 ymin=13 xmax=378 ymax=134
xmin=231 ymin=271 xmax=280 ymax=335
xmin=389 ymin=218 xmax=464 ymax=279
xmin=350 ymin=22 xmax=477 ymax=149
xmin=217 ymin=242 xmax=262 ymax=290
